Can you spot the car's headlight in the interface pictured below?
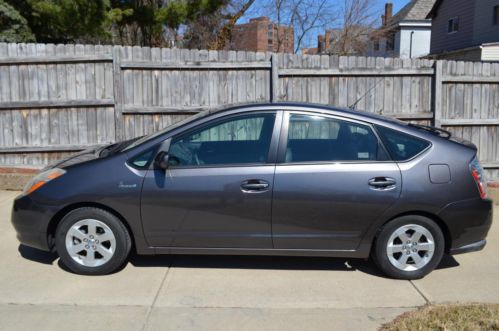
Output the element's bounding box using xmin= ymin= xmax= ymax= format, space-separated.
xmin=23 ymin=168 xmax=66 ymax=196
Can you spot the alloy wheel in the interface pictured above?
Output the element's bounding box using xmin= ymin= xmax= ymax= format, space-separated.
xmin=386 ymin=224 xmax=435 ymax=272
xmin=65 ymin=219 xmax=116 ymax=267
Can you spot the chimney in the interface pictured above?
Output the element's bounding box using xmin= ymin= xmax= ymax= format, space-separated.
xmin=384 ymin=3 xmax=393 ymax=26
xmin=325 ymin=30 xmax=333 ymax=50
xmin=318 ymin=35 xmax=325 ymax=52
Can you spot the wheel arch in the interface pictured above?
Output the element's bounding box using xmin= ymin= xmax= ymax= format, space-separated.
xmin=374 ymin=211 xmax=452 ymax=253
xmin=47 ymin=202 xmax=136 ymax=252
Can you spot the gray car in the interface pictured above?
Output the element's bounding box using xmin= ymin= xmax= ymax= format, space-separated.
xmin=11 ymin=103 xmax=493 ymax=279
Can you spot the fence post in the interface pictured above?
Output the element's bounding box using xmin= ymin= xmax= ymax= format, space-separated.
xmin=271 ymin=54 xmax=279 ymax=102
xmin=433 ymin=60 xmax=444 ymax=128
xmin=112 ymin=46 xmax=124 ymax=141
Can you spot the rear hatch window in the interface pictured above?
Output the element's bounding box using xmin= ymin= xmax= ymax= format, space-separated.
xmin=375 ymin=125 xmax=431 ymax=161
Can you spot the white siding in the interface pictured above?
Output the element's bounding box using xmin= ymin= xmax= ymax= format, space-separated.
xmin=481 ymin=44 xmax=499 ymax=61
xmin=399 ymin=27 xmax=432 ymax=58
xmin=394 ymin=31 xmax=401 ymax=56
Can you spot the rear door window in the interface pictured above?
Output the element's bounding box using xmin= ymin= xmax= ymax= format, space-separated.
xmin=284 ymin=114 xmax=389 ymax=163
xmin=375 ymin=125 xmax=430 ymax=161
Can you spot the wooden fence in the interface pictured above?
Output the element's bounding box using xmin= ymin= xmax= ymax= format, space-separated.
xmin=0 ymin=43 xmax=498 ymax=179
xmin=435 ymin=61 xmax=499 ymax=180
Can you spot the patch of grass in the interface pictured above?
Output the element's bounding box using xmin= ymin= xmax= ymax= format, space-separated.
xmin=381 ymin=304 xmax=499 ymax=331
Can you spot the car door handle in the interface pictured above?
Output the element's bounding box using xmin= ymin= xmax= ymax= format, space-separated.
xmin=241 ymin=180 xmax=269 ymax=192
xmin=368 ymin=177 xmax=396 ymax=190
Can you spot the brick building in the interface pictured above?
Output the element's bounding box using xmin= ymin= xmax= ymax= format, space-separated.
xmin=231 ymin=17 xmax=294 ymax=53
xmin=302 ymin=28 xmax=372 ymax=56
xmin=302 ymin=30 xmax=334 ymax=55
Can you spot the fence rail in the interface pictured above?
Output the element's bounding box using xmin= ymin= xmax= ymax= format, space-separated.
xmin=0 ymin=98 xmax=114 ymax=110
xmin=278 ymin=68 xmax=434 ymax=76
xmin=0 ymin=42 xmax=498 ymax=179
xmin=0 ymin=54 xmax=113 ymax=65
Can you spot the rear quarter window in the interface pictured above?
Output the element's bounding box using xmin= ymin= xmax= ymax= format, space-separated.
xmin=375 ymin=125 xmax=430 ymax=161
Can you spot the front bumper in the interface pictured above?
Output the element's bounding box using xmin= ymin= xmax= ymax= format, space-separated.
xmin=11 ymin=194 xmax=57 ymax=251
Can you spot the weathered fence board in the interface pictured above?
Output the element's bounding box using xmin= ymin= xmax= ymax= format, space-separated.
xmin=435 ymin=60 xmax=499 ymax=179
xmin=0 ymin=99 xmax=114 ymax=109
xmin=0 ymin=42 xmax=498 ymax=179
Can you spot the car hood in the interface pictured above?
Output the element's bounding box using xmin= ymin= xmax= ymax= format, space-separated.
xmin=41 ymin=137 xmax=143 ymax=172
xmin=41 ymin=145 xmax=106 ymax=171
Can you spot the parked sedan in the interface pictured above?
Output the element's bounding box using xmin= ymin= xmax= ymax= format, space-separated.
xmin=11 ymin=103 xmax=493 ymax=279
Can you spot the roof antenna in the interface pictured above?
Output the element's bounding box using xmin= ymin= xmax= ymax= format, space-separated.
xmin=349 ymin=77 xmax=385 ymax=110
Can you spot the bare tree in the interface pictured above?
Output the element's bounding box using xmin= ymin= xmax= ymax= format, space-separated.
xmin=330 ymin=0 xmax=380 ymax=56
xmin=179 ymin=0 xmax=256 ymax=50
xmin=209 ymin=0 xmax=256 ymax=50
xmin=259 ymin=0 xmax=339 ymax=53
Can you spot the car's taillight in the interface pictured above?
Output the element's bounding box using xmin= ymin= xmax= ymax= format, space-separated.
xmin=470 ymin=157 xmax=487 ymax=199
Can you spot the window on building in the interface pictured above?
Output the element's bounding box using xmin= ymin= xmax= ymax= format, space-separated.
xmin=268 ymin=38 xmax=273 ymax=45
xmin=448 ymin=17 xmax=459 ymax=33
xmin=319 ymin=41 xmax=325 ymax=51
xmin=374 ymin=40 xmax=380 ymax=51
xmin=268 ymin=30 xmax=273 ymax=38
xmin=386 ymin=36 xmax=394 ymax=51
xmin=494 ymin=6 xmax=499 ymax=25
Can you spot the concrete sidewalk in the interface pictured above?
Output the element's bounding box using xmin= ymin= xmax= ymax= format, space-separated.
xmin=0 ymin=190 xmax=497 ymax=331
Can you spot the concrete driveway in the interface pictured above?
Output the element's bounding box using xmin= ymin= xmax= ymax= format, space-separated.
xmin=0 ymin=190 xmax=497 ymax=331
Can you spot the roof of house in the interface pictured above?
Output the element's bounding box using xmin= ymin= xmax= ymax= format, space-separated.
xmin=426 ymin=0 xmax=444 ymax=18
xmin=326 ymin=27 xmax=374 ymax=39
xmin=389 ymin=0 xmax=437 ymax=26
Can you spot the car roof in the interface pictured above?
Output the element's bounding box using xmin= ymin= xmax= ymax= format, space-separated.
xmin=123 ymin=101 xmax=440 ymax=154
xmin=210 ymin=102 xmax=407 ymax=127
xmin=210 ymin=102 xmax=452 ymax=143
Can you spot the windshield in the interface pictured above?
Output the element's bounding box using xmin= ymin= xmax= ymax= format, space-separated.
xmin=122 ymin=110 xmax=210 ymax=151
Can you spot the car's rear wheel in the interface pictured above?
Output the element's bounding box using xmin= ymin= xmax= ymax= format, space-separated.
xmin=373 ymin=215 xmax=444 ymax=280
xmin=56 ymin=207 xmax=131 ymax=275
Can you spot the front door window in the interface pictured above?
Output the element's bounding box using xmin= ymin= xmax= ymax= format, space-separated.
xmin=169 ymin=113 xmax=276 ymax=167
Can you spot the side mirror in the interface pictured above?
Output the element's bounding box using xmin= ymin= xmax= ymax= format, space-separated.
xmin=155 ymin=151 xmax=170 ymax=170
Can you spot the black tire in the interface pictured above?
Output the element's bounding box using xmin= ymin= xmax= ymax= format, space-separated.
xmin=372 ymin=215 xmax=445 ymax=280
xmin=56 ymin=207 xmax=132 ymax=275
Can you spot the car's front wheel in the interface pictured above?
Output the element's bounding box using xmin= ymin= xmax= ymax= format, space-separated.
xmin=56 ymin=207 xmax=131 ymax=275
xmin=372 ymin=215 xmax=444 ymax=280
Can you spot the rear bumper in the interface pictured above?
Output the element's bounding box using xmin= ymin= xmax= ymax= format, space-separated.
xmin=11 ymin=194 xmax=56 ymax=252
xmin=438 ymin=198 xmax=493 ymax=253
xmin=449 ymin=239 xmax=486 ymax=255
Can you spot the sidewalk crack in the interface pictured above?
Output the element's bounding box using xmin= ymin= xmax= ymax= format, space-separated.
xmin=409 ymin=280 xmax=430 ymax=304
xmin=140 ymin=257 xmax=173 ymax=331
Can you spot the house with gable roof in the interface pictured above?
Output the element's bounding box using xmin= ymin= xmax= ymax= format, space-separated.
xmin=368 ymin=0 xmax=436 ymax=58
xmin=426 ymin=0 xmax=499 ymax=61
